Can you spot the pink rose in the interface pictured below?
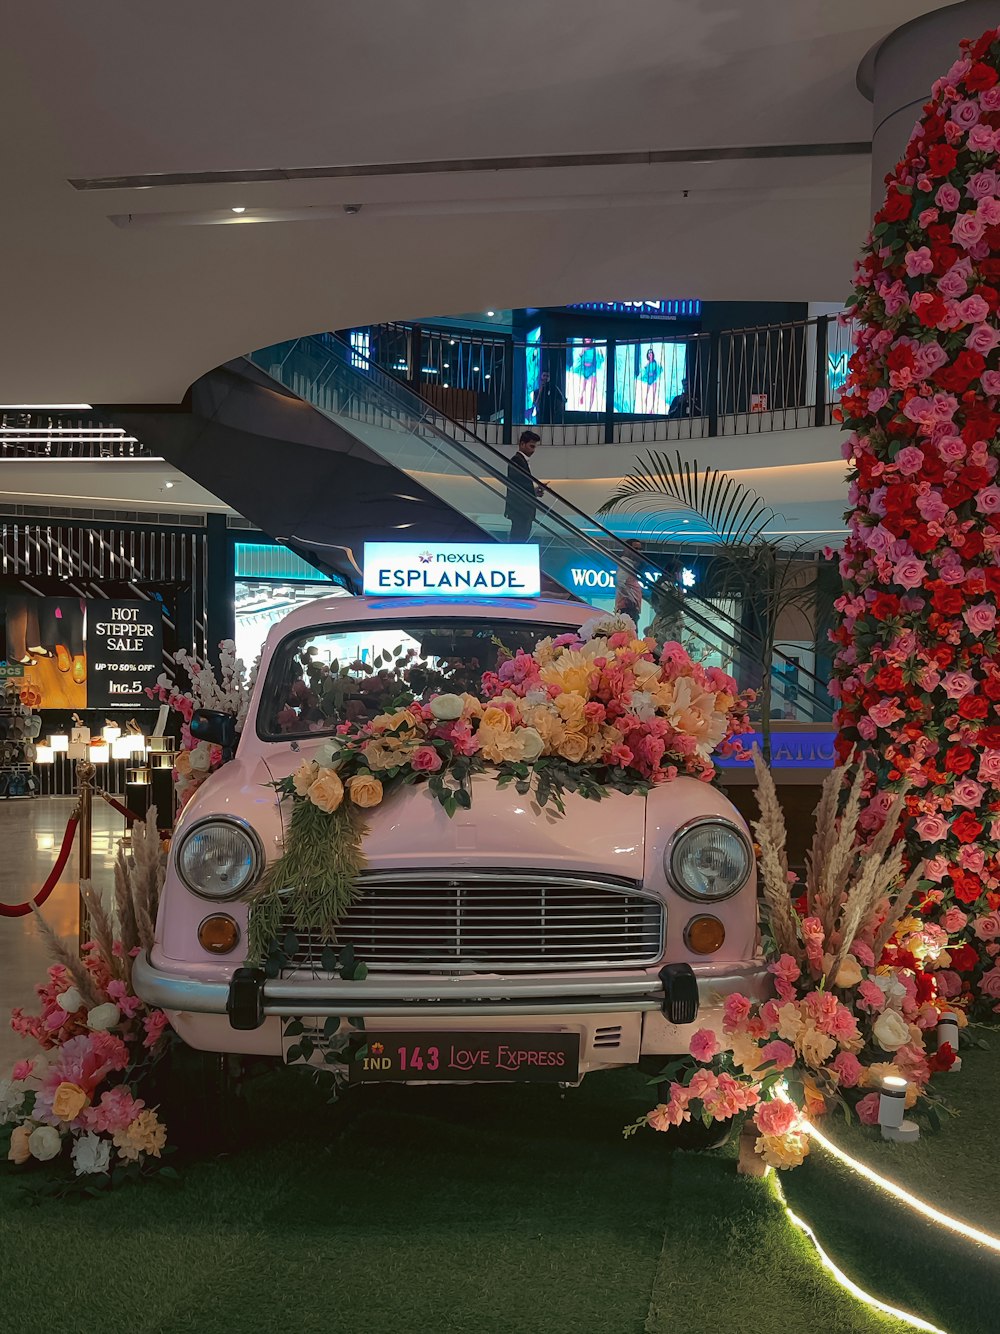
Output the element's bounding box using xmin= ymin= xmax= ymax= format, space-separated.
xmin=966 ymin=323 xmax=1000 ymax=355
xmin=754 ymin=1098 xmax=798 ymax=1137
xmin=964 ymin=602 xmax=997 ymax=636
xmin=979 ymin=967 xmax=1000 ymax=1000
xmin=935 ymin=182 xmax=961 ymax=212
xmin=759 ymin=1040 xmax=796 ymax=1071
xmin=952 ymin=99 xmax=981 ymax=129
xmin=982 ymin=370 xmax=1000 ymax=396
xmin=11 ymin=1059 xmax=34 ymax=1081
xmin=410 ymin=746 xmax=443 ymax=773
xmin=856 ymin=980 xmax=886 ymax=1013
xmin=952 ymin=778 xmax=984 ymax=809
xmin=959 ymin=294 xmax=991 ymax=324
xmin=868 ymin=386 xmax=889 ymax=413
xmin=915 ymin=812 xmax=948 ymax=842
xmin=978 ymin=196 xmax=1000 ymax=226
xmin=689 ymin=1028 xmax=721 ymax=1063
xmin=904 ymin=246 xmax=934 ymax=277
xmin=830 ymin=1051 xmax=863 ymax=1088
xmin=977 ymin=486 xmax=1000 ymax=514
xmin=940 ymin=906 xmax=968 ymax=934
xmin=942 ymin=670 xmax=976 ymax=699
xmin=936 ymin=970 xmax=962 ymax=998
xmin=856 ymin=1092 xmax=882 ymax=1126
xmin=937 ymin=435 xmax=967 ymax=463
xmin=978 ymin=750 xmax=1000 ymax=783
xmin=953 ymin=212 xmax=988 ymax=248
xmin=958 ymin=845 xmax=985 ymax=873
xmin=722 ymin=993 xmax=752 ymax=1032
xmin=973 ymin=911 xmax=1000 ymax=942
xmin=894 ymin=446 xmax=925 ymax=476
xmin=968 ymin=123 xmax=999 ymax=152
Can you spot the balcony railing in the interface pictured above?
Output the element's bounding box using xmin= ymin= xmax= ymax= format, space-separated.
xmin=340 ymin=314 xmax=853 ymax=448
xmin=0 ymin=412 xmax=156 ymax=459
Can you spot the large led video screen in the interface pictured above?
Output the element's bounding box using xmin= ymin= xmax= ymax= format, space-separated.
xmin=523 ymin=326 xmax=541 ymax=420
xmin=564 ymin=337 xmax=607 ymax=414
xmin=614 ymin=341 xmax=687 ymax=415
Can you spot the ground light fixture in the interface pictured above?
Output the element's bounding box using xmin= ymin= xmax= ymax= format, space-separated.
xmin=770 ymin=1174 xmax=947 ymax=1334
xmin=878 ymin=1075 xmax=919 ymax=1142
xmin=935 ymin=1012 xmax=962 ymax=1071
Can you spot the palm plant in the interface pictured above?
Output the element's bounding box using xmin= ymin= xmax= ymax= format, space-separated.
xmin=598 ymin=450 xmax=825 ymax=760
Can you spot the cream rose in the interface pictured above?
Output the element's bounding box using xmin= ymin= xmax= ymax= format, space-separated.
xmin=51 ymin=1082 xmax=90 ymax=1123
xmin=28 ymin=1124 xmax=62 ymax=1162
xmin=558 ymin=731 xmax=589 ymax=763
xmin=292 ymin=760 xmax=320 ymax=797
xmin=86 ymin=1003 xmax=121 ymax=1033
xmin=775 ymin=1002 xmax=804 ymax=1042
xmin=71 ymin=1132 xmax=111 ymax=1177
xmin=347 ymin=774 xmax=384 ymax=808
xmin=56 ymin=986 xmax=83 ymax=1013
xmin=872 ymin=1009 xmax=911 ymax=1052
xmin=307 ymin=770 xmax=344 ymax=814
xmin=189 ymin=741 xmax=213 ymax=773
xmin=514 ymin=727 xmax=544 ymax=763
xmin=314 ymin=738 xmax=344 ymax=769
xmin=429 ymin=693 xmax=464 ymax=721
xmin=8 ymin=1123 xmax=32 ymax=1164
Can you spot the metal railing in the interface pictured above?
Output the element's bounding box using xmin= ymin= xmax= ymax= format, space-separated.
xmin=250 ymin=333 xmax=835 ymax=723
xmin=0 ymin=412 xmax=156 ymax=459
xmin=347 ymin=315 xmax=853 ymax=448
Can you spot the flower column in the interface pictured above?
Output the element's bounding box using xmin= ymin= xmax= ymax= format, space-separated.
xmin=834 ymin=25 xmax=1000 ymax=1010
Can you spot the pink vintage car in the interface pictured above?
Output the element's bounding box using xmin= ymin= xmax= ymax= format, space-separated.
xmin=133 ymin=593 xmax=770 ymax=1103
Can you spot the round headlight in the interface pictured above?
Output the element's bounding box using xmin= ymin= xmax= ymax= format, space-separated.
xmin=176 ymin=818 xmax=262 ymax=900
xmin=666 ymin=818 xmax=752 ymax=902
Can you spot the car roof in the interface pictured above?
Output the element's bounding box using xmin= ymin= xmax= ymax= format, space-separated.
xmin=267 ymin=594 xmax=601 ymax=637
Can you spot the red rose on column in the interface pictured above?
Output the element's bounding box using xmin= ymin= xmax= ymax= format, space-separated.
xmin=952 ymin=811 xmax=984 ymax=844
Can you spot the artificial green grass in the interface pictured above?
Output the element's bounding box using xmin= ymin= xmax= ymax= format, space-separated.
xmin=782 ymin=1026 xmax=1000 ymax=1334
xmin=0 ymin=1068 xmax=919 ymax=1334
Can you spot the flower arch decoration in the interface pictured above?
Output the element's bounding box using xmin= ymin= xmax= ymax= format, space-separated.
xmin=833 ymin=25 xmax=1000 ymax=1010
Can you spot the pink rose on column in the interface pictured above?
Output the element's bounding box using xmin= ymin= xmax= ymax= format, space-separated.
xmin=978 ymin=750 xmax=1000 ymax=784
xmin=973 ymin=912 xmax=1000 ymax=942
xmin=915 ymin=811 xmax=949 ymax=842
xmin=935 ymin=182 xmax=961 ymax=211
xmin=964 ymin=603 xmax=997 ymax=636
xmin=979 ymin=967 xmax=1000 ymax=1001
xmin=981 ymin=370 xmax=1000 ymax=396
xmin=894 ymin=446 xmax=925 ymax=476
xmin=940 ymin=906 xmax=968 ymax=934
xmin=942 ymin=670 xmax=976 ymax=699
xmin=904 ymin=246 xmax=934 ymax=277
xmin=966 ymin=323 xmax=1000 ymax=355
xmin=952 ymin=778 xmax=984 ymax=810
xmin=953 ymin=212 xmax=988 ymax=248
xmin=976 ymin=486 xmax=1000 ymax=515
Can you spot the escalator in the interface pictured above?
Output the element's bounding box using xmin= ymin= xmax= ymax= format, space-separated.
xmin=247 ymin=334 xmax=833 ymax=723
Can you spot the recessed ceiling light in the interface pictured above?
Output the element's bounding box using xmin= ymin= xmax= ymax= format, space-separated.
xmin=163 ymin=480 xmax=175 ymax=489
xmin=486 ymin=310 xmax=495 ymax=317
xmin=231 ymin=206 xmax=246 ymax=214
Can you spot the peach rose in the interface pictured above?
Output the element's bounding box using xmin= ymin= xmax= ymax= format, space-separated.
xmin=8 ymin=1124 xmax=31 ymax=1164
xmin=553 ymin=692 xmax=586 ymax=730
xmin=558 ymin=730 xmax=589 ymax=763
xmin=307 ymin=770 xmax=344 ymax=814
xmin=480 ymin=706 xmax=513 ymax=733
xmin=347 ymin=774 xmax=383 ymax=808
xmin=361 ymin=740 xmax=396 ymax=772
xmin=796 ymin=1025 xmax=836 ymax=1069
xmin=292 ymin=760 xmax=320 ymax=797
xmin=834 ymin=956 xmax=863 ymax=989
xmin=51 ymin=1082 xmax=90 ymax=1123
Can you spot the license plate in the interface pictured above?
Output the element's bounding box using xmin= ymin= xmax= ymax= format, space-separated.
xmin=348 ymin=1031 xmax=580 ymax=1084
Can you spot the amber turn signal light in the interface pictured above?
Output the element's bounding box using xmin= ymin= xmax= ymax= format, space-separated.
xmin=684 ymin=914 xmax=725 ymax=954
xmin=197 ymin=914 xmax=241 ymax=954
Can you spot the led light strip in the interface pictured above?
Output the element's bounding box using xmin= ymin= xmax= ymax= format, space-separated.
xmin=771 ymin=1174 xmax=949 ymax=1334
xmin=803 ymin=1121 xmax=1000 ymax=1254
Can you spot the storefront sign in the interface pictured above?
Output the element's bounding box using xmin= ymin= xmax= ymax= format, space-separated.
xmin=567 ymin=300 xmax=701 ymax=319
xmin=717 ymin=730 xmax=836 ymax=769
xmin=363 ymin=543 xmax=541 ymax=598
xmin=85 ymin=599 xmax=164 ymax=710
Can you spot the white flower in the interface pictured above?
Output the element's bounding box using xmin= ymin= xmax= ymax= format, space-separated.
xmin=71 ymin=1132 xmax=112 ymax=1177
xmin=516 ymin=727 xmax=544 ymax=762
xmin=0 ymin=1077 xmax=25 ymax=1122
xmin=629 ymin=690 xmax=657 ymax=722
xmin=188 ymin=741 xmax=213 ymax=773
xmin=56 ymin=986 xmax=83 ymax=1013
xmin=86 ymin=1003 xmax=121 ymax=1032
xmin=429 ymin=693 xmax=464 ymax=721
xmin=872 ymin=1009 xmax=911 ymax=1053
xmin=314 ymin=738 xmax=344 ymax=768
xmin=873 ymin=973 xmax=907 ymax=1005
xmin=28 ymin=1124 xmax=62 ymax=1161
xmin=523 ymin=687 xmax=549 ymax=708
xmin=580 ymin=612 xmax=637 ymax=642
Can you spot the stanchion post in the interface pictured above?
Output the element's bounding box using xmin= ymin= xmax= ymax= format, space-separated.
xmin=76 ymin=760 xmax=95 ymax=954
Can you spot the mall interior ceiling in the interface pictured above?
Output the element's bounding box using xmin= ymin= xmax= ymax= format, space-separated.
xmin=2 ymin=0 xmax=941 ymax=406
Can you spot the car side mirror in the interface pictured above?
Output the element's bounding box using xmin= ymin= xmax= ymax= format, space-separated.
xmin=190 ymin=709 xmax=237 ymax=758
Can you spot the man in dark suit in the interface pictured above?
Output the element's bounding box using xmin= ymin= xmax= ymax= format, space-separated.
xmin=505 ymin=430 xmax=543 ymax=542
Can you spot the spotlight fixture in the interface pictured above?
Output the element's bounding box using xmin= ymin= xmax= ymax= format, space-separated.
xmin=486 ymin=310 xmax=495 ymax=317
xmin=231 ymin=206 xmax=246 ymax=214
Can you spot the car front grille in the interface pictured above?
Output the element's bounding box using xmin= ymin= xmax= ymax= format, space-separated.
xmin=272 ymin=869 xmax=664 ymax=973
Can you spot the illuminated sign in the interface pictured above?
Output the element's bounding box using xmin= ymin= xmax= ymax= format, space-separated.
xmin=716 ymin=730 xmax=835 ymax=770
xmin=567 ymin=300 xmax=701 ymax=319
xmin=363 ymin=542 xmax=541 ymax=598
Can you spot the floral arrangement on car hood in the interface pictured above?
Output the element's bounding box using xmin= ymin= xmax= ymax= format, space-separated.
xmin=832 ymin=23 xmax=1000 ymax=1010
xmin=146 ymin=639 xmax=257 ymax=809
xmin=1 ymin=812 xmax=174 ymax=1195
xmin=628 ymin=753 xmax=963 ymax=1169
xmin=246 ymin=614 xmax=753 ymax=961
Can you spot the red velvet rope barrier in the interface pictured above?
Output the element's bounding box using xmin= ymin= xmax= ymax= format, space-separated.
xmin=98 ymin=792 xmax=146 ymax=825
xmin=0 ymin=813 xmax=80 ymax=918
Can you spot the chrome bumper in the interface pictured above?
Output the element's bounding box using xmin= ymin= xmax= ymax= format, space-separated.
xmin=133 ymin=952 xmax=771 ymax=1023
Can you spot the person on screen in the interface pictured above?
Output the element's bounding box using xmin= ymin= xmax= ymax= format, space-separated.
xmin=614 ymin=540 xmax=644 ymax=622
xmin=531 ymin=370 xmax=564 ymax=424
xmin=636 ymin=347 xmax=665 ymax=415
xmin=505 ymin=430 xmax=544 ymax=542
xmin=668 ymin=376 xmax=701 ymax=419
xmin=571 ymin=338 xmax=604 ymax=413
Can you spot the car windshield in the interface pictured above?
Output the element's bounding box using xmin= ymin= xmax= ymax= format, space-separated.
xmin=259 ymin=617 xmax=573 ymax=739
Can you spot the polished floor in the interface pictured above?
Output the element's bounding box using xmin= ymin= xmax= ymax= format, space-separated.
xmin=0 ymin=796 xmax=123 ymax=1070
